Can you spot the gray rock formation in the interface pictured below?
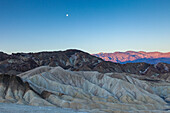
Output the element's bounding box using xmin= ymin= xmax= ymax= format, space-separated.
xmin=14 ymin=66 xmax=169 ymax=112
xmin=0 ymin=65 xmax=169 ymax=112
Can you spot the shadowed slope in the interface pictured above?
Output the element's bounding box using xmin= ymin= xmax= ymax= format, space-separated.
xmin=0 ymin=74 xmax=53 ymax=106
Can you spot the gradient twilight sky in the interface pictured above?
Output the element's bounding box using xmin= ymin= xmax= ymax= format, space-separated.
xmin=0 ymin=0 xmax=170 ymax=54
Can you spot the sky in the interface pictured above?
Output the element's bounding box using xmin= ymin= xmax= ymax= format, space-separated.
xmin=0 ymin=0 xmax=170 ymax=54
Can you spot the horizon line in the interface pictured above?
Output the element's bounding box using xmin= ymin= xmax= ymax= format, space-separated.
xmin=1 ymin=49 xmax=170 ymax=55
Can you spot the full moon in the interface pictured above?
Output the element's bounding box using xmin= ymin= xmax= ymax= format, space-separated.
xmin=66 ymin=14 xmax=68 ymax=16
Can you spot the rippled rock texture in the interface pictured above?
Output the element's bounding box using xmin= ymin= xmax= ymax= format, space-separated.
xmin=0 ymin=66 xmax=164 ymax=112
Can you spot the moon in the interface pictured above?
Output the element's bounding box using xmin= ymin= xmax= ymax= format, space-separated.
xmin=66 ymin=14 xmax=68 ymax=17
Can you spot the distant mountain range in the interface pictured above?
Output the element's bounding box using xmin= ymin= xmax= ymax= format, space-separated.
xmin=93 ymin=51 xmax=170 ymax=64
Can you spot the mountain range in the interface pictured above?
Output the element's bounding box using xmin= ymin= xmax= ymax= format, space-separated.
xmin=0 ymin=49 xmax=170 ymax=112
xmin=93 ymin=51 xmax=170 ymax=64
xmin=0 ymin=50 xmax=170 ymax=81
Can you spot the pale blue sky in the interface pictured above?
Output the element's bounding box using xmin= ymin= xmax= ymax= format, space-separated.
xmin=0 ymin=0 xmax=170 ymax=54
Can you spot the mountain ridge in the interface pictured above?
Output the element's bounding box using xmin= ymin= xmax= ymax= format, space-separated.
xmin=93 ymin=51 xmax=170 ymax=64
xmin=0 ymin=49 xmax=170 ymax=82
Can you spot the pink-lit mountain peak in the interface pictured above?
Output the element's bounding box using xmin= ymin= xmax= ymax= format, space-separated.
xmin=93 ymin=51 xmax=170 ymax=64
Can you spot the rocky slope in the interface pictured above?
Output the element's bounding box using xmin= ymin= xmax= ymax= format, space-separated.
xmin=0 ymin=50 xmax=170 ymax=82
xmin=0 ymin=50 xmax=103 ymax=75
xmin=0 ymin=66 xmax=169 ymax=112
xmin=0 ymin=74 xmax=54 ymax=106
xmin=93 ymin=51 xmax=170 ymax=64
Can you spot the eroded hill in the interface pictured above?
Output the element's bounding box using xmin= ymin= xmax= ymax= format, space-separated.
xmin=0 ymin=66 xmax=169 ymax=112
